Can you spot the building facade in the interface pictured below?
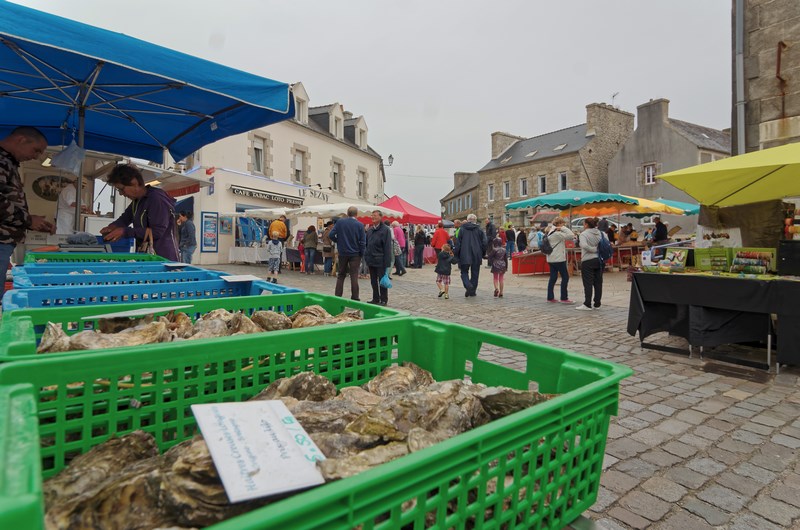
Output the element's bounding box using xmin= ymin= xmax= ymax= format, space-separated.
xmin=608 ymin=98 xmax=730 ymax=231
xmin=440 ymin=172 xmax=479 ymax=221
xmin=474 ymin=103 xmax=633 ymax=226
xmin=732 ymin=0 xmax=800 ymax=153
xmin=185 ymin=82 xmax=384 ymax=264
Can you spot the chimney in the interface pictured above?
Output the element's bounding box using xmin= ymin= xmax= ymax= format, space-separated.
xmin=453 ymin=172 xmax=476 ymax=188
xmin=636 ymin=98 xmax=670 ymax=128
xmin=491 ymin=131 xmax=524 ymax=158
xmin=343 ymin=110 xmax=354 ymax=120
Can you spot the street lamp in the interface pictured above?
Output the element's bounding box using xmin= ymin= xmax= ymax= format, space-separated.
xmin=386 ymin=154 xmax=394 ymax=166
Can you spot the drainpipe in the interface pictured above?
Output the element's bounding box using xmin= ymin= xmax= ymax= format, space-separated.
xmin=735 ymin=0 xmax=746 ymax=155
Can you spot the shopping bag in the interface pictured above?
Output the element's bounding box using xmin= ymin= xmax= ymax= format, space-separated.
xmin=379 ymin=267 xmax=392 ymax=289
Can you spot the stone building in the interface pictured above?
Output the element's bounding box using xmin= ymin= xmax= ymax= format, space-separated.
xmin=440 ymin=172 xmax=479 ymax=222
xmin=732 ymin=0 xmax=800 ymax=153
xmin=608 ymin=98 xmax=730 ymax=231
xmin=473 ymin=103 xmax=633 ymax=226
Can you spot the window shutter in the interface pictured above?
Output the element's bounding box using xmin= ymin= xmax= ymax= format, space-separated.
xmin=656 ymin=163 xmax=663 ymax=178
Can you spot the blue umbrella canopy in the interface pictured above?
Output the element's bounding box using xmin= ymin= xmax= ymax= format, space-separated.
xmin=0 ymin=0 xmax=294 ymax=163
xmin=505 ymin=190 xmax=638 ymax=211
xmin=655 ymin=198 xmax=700 ymax=215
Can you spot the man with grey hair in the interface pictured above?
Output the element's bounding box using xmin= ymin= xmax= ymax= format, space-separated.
xmin=454 ymin=213 xmax=487 ymax=297
xmin=329 ymin=205 xmax=366 ymax=300
xmin=0 ymin=127 xmax=56 ymax=300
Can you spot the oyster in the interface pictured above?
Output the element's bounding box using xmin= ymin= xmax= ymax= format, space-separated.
xmin=288 ymin=399 xmax=366 ymax=434
xmin=406 ymin=427 xmax=444 ymax=453
xmin=251 ymin=310 xmax=292 ymax=331
xmin=425 ymin=380 xmax=490 ymax=438
xmin=290 ymin=305 xmax=331 ymax=322
xmin=97 ymin=314 xmax=153 ymax=334
xmin=45 ymin=455 xmax=166 ymax=530
xmin=309 ymin=432 xmax=382 ymax=458
xmin=43 ymin=430 xmax=158 ymax=507
xmin=291 ymin=313 xmax=326 ymax=329
xmin=68 ymin=321 xmax=171 ymax=351
xmin=198 ymin=308 xmax=235 ymax=323
xmin=346 ymin=383 xmax=460 ymax=441
xmin=363 ymin=362 xmax=435 ymax=397
xmin=187 ymin=318 xmax=230 ymax=340
xmin=37 ymin=322 xmax=71 ymax=354
xmin=318 ymin=442 xmax=409 ymax=481
xmin=323 ymin=309 xmax=363 ymax=325
xmin=160 ymin=436 xmax=269 ymax=527
xmin=251 ymin=372 xmax=337 ymax=402
xmin=228 ymin=312 xmax=262 ymax=335
xmin=159 ymin=311 xmax=194 ymax=339
xmin=475 ymin=387 xmax=554 ymax=420
xmin=334 ymin=386 xmax=383 ymax=409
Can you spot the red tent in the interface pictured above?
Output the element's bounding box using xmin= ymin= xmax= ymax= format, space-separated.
xmin=376 ymin=195 xmax=441 ymax=224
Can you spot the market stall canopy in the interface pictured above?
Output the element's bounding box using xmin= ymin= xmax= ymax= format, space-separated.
xmin=659 ymin=142 xmax=800 ymax=208
xmin=570 ymin=195 xmax=687 ymax=217
xmin=654 ymin=198 xmax=700 ymax=216
xmin=293 ymin=202 xmax=403 ymax=219
xmin=0 ymin=0 xmax=295 ymax=163
xmin=377 ymin=195 xmax=440 ymax=224
xmin=505 ymin=190 xmax=638 ymax=211
xmin=242 ymin=207 xmax=294 ymax=220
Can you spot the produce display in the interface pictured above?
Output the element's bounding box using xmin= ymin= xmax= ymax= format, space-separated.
xmin=36 ymin=305 xmax=362 ymax=353
xmin=43 ymin=365 xmax=556 ymax=530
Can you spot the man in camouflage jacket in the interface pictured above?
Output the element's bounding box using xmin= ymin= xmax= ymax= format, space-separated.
xmin=0 ymin=127 xmax=56 ymax=299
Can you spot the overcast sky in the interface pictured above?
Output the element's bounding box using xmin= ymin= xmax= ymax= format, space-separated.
xmin=15 ymin=0 xmax=732 ymax=215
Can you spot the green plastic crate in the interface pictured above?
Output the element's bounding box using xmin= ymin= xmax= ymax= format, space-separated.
xmin=0 ymin=292 xmax=407 ymax=361
xmin=0 ymin=318 xmax=630 ymax=530
xmin=23 ymin=252 xmax=168 ymax=263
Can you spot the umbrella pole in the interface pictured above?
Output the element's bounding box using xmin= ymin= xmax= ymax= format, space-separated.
xmin=73 ymin=106 xmax=86 ymax=232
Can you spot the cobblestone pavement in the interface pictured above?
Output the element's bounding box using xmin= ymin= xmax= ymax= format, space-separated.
xmin=213 ymin=262 xmax=800 ymax=529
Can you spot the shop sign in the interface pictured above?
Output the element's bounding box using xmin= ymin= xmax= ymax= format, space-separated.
xmin=201 ymin=211 xmax=218 ymax=253
xmin=230 ymin=185 xmax=303 ymax=205
xmin=298 ymin=188 xmax=330 ymax=203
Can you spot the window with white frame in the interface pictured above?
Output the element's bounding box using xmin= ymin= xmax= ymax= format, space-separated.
xmin=488 ymin=184 xmax=495 ymax=202
xmin=332 ymin=162 xmax=341 ymax=191
xmin=538 ymin=175 xmax=547 ymax=195
xmin=519 ymin=178 xmax=528 ymax=197
xmin=467 ymin=193 xmax=472 ymax=209
xmin=252 ymin=138 xmax=265 ymax=174
xmin=558 ymin=172 xmax=567 ymax=191
xmin=459 ymin=197 xmax=463 ymax=211
xmin=293 ymin=151 xmax=305 ymax=182
xmin=643 ymin=163 xmax=657 ymax=185
xmin=334 ymin=117 xmax=343 ymax=139
xmin=357 ymin=170 xmax=365 ymax=198
xmin=503 ymin=181 xmax=510 ymax=199
xmin=295 ymin=98 xmax=308 ymax=124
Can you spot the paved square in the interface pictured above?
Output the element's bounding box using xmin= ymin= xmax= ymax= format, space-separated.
xmin=215 ymin=263 xmax=800 ymax=528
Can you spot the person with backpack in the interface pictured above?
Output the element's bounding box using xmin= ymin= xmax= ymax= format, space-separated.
xmin=487 ymin=237 xmax=507 ymax=298
xmin=544 ymin=217 xmax=575 ymax=304
xmin=434 ymin=243 xmax=458 ymax=299
xmin=577 ymin=217 xmax=607 ymax=311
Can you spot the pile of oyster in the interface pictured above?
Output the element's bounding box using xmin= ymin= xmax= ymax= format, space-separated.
xmin=44 ymin=365 xmax=555 ymax=530
xmin=37 ymin=305 xmax=363 ymax=353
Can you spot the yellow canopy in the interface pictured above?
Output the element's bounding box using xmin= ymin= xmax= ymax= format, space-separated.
xmin=659 ymin=142 xmax=800 ymax=207
xmin=570 ymin=196 xmax=686 ymax=217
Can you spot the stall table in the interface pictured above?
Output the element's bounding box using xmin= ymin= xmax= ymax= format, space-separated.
xmin=627 ymin=272 xmax=800 ymax=368
xmin=511 ymin=252 xmax=549 ymax=275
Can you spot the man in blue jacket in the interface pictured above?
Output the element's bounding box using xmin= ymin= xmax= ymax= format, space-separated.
xmin=329 ymin=206 xmax=366 ymax=300
xmin=455 ymin=213 xmax=488 ymax=297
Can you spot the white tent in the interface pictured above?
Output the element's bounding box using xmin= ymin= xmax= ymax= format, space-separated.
xmin=291 ymin=202 xmax=403 ymax=219
xmin=242 ymin=207 xmax=294 ymax=219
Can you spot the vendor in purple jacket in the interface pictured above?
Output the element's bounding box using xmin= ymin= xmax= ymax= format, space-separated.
xmin=100 ymin=164 xmax=179 ymax=261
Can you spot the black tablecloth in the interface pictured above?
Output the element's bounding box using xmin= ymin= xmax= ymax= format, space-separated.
xmin=627 ymin=272 xmax=800 ymax=365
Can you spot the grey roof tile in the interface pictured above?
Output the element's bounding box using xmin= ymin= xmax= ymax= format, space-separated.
xmin=668 ymin=119 xmax=730 ymax=153
xmin=441 ymin=173 xmax=480 ymax=202
xmin=479 ymin=124 xmax=591 ymax=172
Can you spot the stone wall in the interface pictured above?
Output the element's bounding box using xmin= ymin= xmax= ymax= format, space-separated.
xmin=580 ymin=103 xmax=635 ymax=191
xmin=491 ymin=132 xmax=526 ymax=158
xmin=734 ymin=0 xmax=800 ymax=152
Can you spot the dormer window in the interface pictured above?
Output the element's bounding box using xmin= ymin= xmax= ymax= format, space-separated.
xmin=295 ymin=97 xmax=308 ymax=124
xmin=356 ymin=128 xmax=368 ymax=149
xmin=333 ymin=116 xmax=343 ymax=139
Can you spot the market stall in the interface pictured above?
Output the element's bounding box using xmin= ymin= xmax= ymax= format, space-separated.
xmin=626 ymin=143 xmax=800 ymax=370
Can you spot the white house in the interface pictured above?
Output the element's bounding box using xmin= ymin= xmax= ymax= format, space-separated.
xmin=179 ymin=82 xmax=385 ymax=265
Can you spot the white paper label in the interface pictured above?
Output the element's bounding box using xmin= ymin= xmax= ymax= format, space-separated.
xmin=191 ymin=401 xmax=326 ymax=503
xmin=221 ymin=274 xmax=262 ymax=282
